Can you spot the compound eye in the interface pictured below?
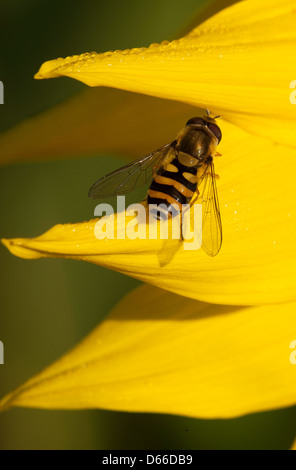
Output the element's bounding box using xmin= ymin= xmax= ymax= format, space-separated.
xmin=186 ymin=117 xmax=204 ymax=126
xmin=208 ymin=123 xmax=222 ymax=142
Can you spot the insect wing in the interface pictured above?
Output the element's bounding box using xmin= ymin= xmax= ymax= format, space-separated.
xmin=88 ymin=143 xmax=172 ymax=199
xmin=192 ymin=159 xmax=222 ymax=256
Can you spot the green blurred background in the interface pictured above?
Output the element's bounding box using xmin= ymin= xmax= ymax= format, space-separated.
xmin=0 ymin=0 xmax=295 ymax=450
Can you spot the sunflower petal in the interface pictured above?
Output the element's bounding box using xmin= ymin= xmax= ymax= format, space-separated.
xmin=35 ymin=0 xmax=296 ymax=146
xmin=2 ymin=119 xmax=296 ymax=305
xmin=0 ymin=88 xmax=197 ymax=165
xmin=1 ymin=284 xmax=296 ymax=418
xmin=0 ymin=0 xmax=233 ymax=166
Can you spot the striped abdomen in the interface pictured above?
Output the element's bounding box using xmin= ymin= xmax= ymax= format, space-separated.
xmin=147 ymin=154 xmax=198 ymax=220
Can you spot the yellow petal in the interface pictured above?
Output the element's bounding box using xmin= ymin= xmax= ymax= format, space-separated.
xmin=2 ymin=119 xmax=296 ymax=305
xmin=0 ymin=0 xmax=233 ymax=167
xmin=1 ymin=284 xmax=296 ymax=418
xmin=291 ymin=438 xmax=296 ymax=450
xmin=0 ymin=88 xmax=197 ymax=165
xmin=35 ymin=0 xmax=296 ymax=147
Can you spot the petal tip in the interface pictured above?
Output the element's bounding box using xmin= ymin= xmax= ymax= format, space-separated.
xmin=34 ymin=59 xmax=63 ymax=80
xmin=1 ymin=237 xmax=41 ymax=260
xmin=1 ymin=237 xmax=12 ymax=251
xmin=0 ymin=391 xmax=15 ymax=413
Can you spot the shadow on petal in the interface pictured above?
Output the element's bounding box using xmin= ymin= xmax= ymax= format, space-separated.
xmin=0 ymin=284 xmax=296 ymax=419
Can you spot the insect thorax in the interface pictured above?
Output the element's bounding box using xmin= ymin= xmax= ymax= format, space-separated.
xmin=177 ymin=128 xmax=213 ymax=161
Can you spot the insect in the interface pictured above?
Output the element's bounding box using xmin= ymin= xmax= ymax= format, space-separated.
xmin=89 ymin=111 xmax=222 ymax=256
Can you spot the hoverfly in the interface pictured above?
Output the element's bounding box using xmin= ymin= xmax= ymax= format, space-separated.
xmin=89 ymin=111 xmax=222 ymax=256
